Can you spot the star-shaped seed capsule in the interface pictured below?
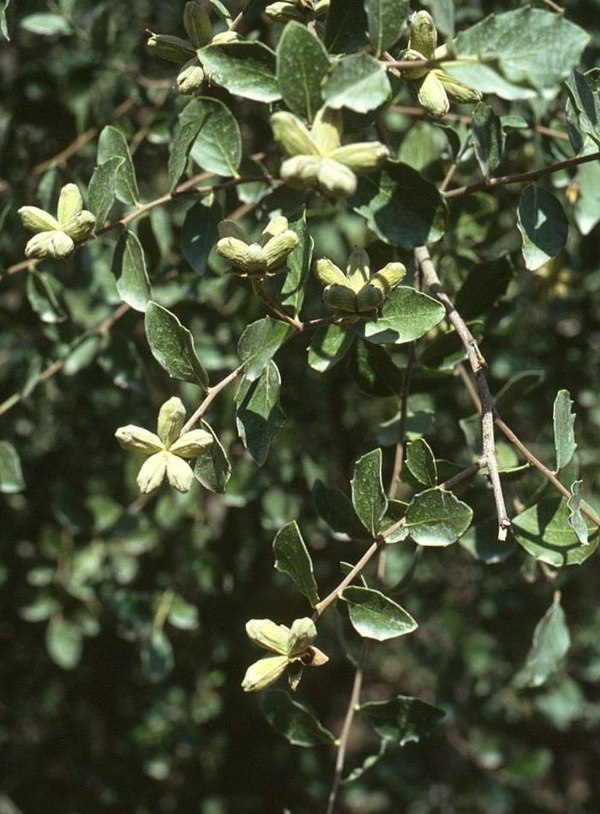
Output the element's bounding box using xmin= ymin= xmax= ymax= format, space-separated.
xmin=271 ymin=105 xmax=389 ymax=198
xmin=215 ymin=216 xmax=299 ymax=278
xmin=18 ymin=183 xmax=96 ymax=260
xmin=402 ymin=11 xmax=481 ymax=119
xmin=241 ymin=617 xmax=328 ymax=692
xmin=314 ymin=248 xmax=406 ymax=322
xmin=115 ymin=397 xmax=213 ymax=494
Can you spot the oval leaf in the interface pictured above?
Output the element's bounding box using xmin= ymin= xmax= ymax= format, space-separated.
xmin=184 ymin=97 xmax=241 ymax=178
xmin=112 ymin=231 xmax=152 ymax=312
xmin=97 ymin=125 xmax=139 ymax=205
xmin=406 ymin=438 xmax=437 ymax=487
xmin=193 ymin=421 xmax=231 ymax=494
xmin=276 ymin=21 xmax=329 ymax=121
xmin=238 ymin=317 xmax=293 ymax=383
xmin=517 ymin=185 xmax=568 ymax=271
xmin=88 ymin=156 xmax=124 ymax=225
xmin=340 ymin=586 xmax=418 ymax=641
xmin=512 ymin=498 xmax=598 ymax=567
xmin=365 ymin=0 xmax=409 ymax=56
xmin=359 ymin=694 xmax=445 ymax=744
xmin=514 ymin=595 xmax=570 ymax=689
xmin=144 ymin=301 xmax=208 ymax=389
xmin=262 ymin=691 xmax=335 ymax=747
xmin=405 ymin=488 xmax=472 ymax=547
xmin=273 ymin=521 xmax=320 ymax=607
xmin=323 ymin=53 xmax=391 ymax=113
xmin=353 ymin=286 xmax=445 ymax=346
xmin=0 ymin=441 xmax=25 ymax=493
xmin=198 ymin=41 xmax=281 ymax=103
xmin=351 ymin=448 xmax=388 ymax=537
xmin=553 ymin=389 xmax=577 ymax=472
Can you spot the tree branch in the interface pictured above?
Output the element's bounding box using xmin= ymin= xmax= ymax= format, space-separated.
xmin=415 ymin=245 xmax=511 ymax=541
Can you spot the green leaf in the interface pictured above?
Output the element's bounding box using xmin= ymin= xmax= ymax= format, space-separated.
xmin=26 ymin=270 xmax=67 ymax=324
xmin=514 ymin=595 xmax=570 ymax=689
xmin=512 ymin=498 xmax=598 ymax=567
xmin=181 ymin=197 xmax=223 ymax=274
xmin=472 ymin=102 xmax=505 ymax=177
xmin=405 ymin=488 xmax=472 ymax=547
xmin=20 ymin=12 xmax=71 ymax=36
xmin=97 ymin=125 xmax=140 ymax=205
xmin=0 ymin=441 xmax=25 ymax=493
xmin=323 ymin=53 xmax=391 ymax=113
xmin=280 ymin=210 xmax=313 ymax=316
xmin=567 ymin=481 xmax=588 ymax=546
xmin=46 ymin=617 xmax=82 ymax=670
xmin=168 ymin=117 xmax=203 ymax=190
xmin=168 ymin=595 xmax=199 ymax=630
xmin=553 ymin=389 xmax=577 ymax=471
xmin=141 ymin=629 xmax=174 ymax=682
xmin=312 ymin=480 xmax=370 ymax=539
xmin=262 ymin=691 xmax=335 ymax=747
xmin=351 ymin=449 xmax=388 ymax=537
xmin=359 ymin=695 xmax=445 ymax=744
xmin=324 ymin=0 xmax=368 ymax=54
xmin=352 ymin=162 xmax=446 ymax=249
xmin=353 ymin=287 xmax=445 ymax=346
xmin=238 ymin=317 xmax=293 ymax=382
xmin=198 ymin=42 xmax=281 ymax=103
xmin=344 ymin=740 xmax=389 ymax=784
xmin=276 ymin=21 xmax=329 ymax=122
xmin=273 ymin=521 xmax=320 ymax=607
xmin=406 ymin=439 xmax=437 ymax=487
xmin=459 ymin=518 xmax=517 ymax=564
xmin=574 ymin=158 xmax=600 ymax=235
xmin=112 ymin=231 xmax=152 ymax=313
xmin=419 ymin=322 xmax=484 ymax=371
xmin=517 ymin=185 xmax=568 ymax=271
xmin=235 ymin=361 xmax=284 ymax=466
xmin=183 ymin=97 xmax=241 ymax=178
xmin=365 ymin=0 xmax=409 ymax=56
xmin=88 ymin=156 xmax=124 ymax=225
xmin=193 ymin=421 xmax=231 ymax=494
xmin=308 ymin=324 xmax=354 ymax=373
xmin=341 ymin=586 xmax=418 ymax=641
xmin=454 ymin=256 xmax=512 ymax=320
xmin=347 ymin=340 xmax=403 ymax=396
xmin=447 ymin=8 xmax=589 ymax=101
xmin=494 ymin=369 xmax=544 ymax=414
xmin=144 ymin=301 xmax=209 ymax=389
xmin=565 ymin=69 xmax=600 ymax=154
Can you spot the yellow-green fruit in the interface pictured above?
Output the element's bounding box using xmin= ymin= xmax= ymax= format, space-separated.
xmin=316 ymin=158 xmax=357 ymax=197
xmin=216 ymin=236 xmax=254 ymax=270
xmin=401 ymin=48 xmax=430 ymax=81
xmin=57 ymin=183 xmax=84 ymax=224
xmin=25 ymin=230 xmax=75 ymax=259
xmin=368 ymin=262 xmax=406 ymax=293
xmin=183 ymin=1 xmax=212 ymax=48
xmin=286 ymin=618 xmax=317 ymax=658
xmin=177 ymin=58 xmax=205 ymax=94
xmin=356 ymin=284 xmax=385 ymax=312
xmin=62 ymin=211 xmax=96 ymax=242
xmin=146 ymin=33 xmax=195 ymax=63
xmin=417 ymin=70 xmax=449 ymax=118
xmin=329 ymin=142 xmax=389 ymax=173
xmin=311 ymin=106 xmax=343 ymax=153
xmin=157 ymin=397 xmax=186 ymax=446
xmin=408 ymin=10 xmax=437 ymax=58
xmin=323 ymin=284 xmax=359 ymax=313
xmin=262 ymin=230 xmax=299 ymax=272
xmin=18 ymin=206 xmax=60 ymax=233
xmin=210 ymin=30 xmax=239 ymax=44
xmin=280 ymin=155 xmax=321 ymax=189
xmin=271 ymin=112 xmax=318 ymax=157
xmin=435 ymin=70 xmax=481 ymax=104
xmin=264 ymin=1 xmax=305 ymax=21
xmin=314 ymin=258 xmax=348 ymax=288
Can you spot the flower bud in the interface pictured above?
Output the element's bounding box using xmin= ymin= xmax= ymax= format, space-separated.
xmin=435 ymin=70 xmax=481 ymax=104
xmin=311 ymin=106 xmax=343 ymax=153
xmin=346 ymin=246 xmax=371 ymax=289
xmin=261 ymin=215 xmax=289 ymax=242
xmin=157 ymin=396 xmax=186 ymax=446
xmin=115 ymin=425 xmax=163 ymax=454
xmin=177 ymin=57 xmax=205 ymax=94
xmin=271 ymin=111 xmax=319 ymax=157
xmin=137 ymin=451 xmax=169 ymax=493
xmin=314 ymin=258 xmax=348 ymax=288
xmin=63 ymin=210 xmax=96 ymax=242
xmin=216 ymin=236 xmax=254 ymax=270
xmin=246 ymin=619 xmax=289 ymax=653
xmin=210 ymin=30 xmax=239 ymax=44
xmin=183 ymin=1 xmax=212 ymax=48
xmin=329 ymin=142 xmax=389 ymax=173
xmin=317 ymin=157 xmax=357 ymax=197
xmin=356 ymin=284 xmax=385 ymax=312
xmin=242 ymin=655 xmax=289 ymax=692
xmin=57 ymin=183 xmax=84 ymax=225
xmin=408 ymin=10 xmax=437 ymax=58
xmin=323 ymin=284 xmax=359 ymax=313
xmin=280 ymin=155 xmax=321 ymax=189
xmin=165 ymin=453 xmax=195 ymax=492
xmin=146 ymin=32 xmax=195 ymax=63
xmin=18 ymin=206 xmax=60 ymax=233
xmin=368 ymin=262 xmax=406 ymax=293
xmin=25 ymin=230 xmax=75 ymax=259
xmin=417 ymin=70 xmax=449 ymax=118
xmin=287 ymin=618 xmax=317 ymax=658
xmin=262 ymin=230 xmax=299 ymax=273
xmin=169 ymin=429 xmax=213 ymax=458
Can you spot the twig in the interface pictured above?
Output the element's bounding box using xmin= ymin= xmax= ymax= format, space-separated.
xmin=444 ymin=151 xmax=600 ymax=199
xmin=325 ymin=641 xmax=368 ymax=814
xmin=313 ymin=538 xmax=386 ymax=618
xmin=495 ymin=417 xmax=600 ymax=529
xmin=415 ymin=245 xmax=510 ymax=541
xmin=180 ymin=365 xmax=246 ymax=434
xmin=387 ymin=346 xmax=416 ymax=500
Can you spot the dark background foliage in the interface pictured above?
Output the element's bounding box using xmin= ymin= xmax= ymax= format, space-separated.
xmin=1 ymin=0 xmax=600 ymax=812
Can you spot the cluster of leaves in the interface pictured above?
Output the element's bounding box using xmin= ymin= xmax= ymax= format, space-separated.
xmin=1 ymin=0 xmax=600 ymax=812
